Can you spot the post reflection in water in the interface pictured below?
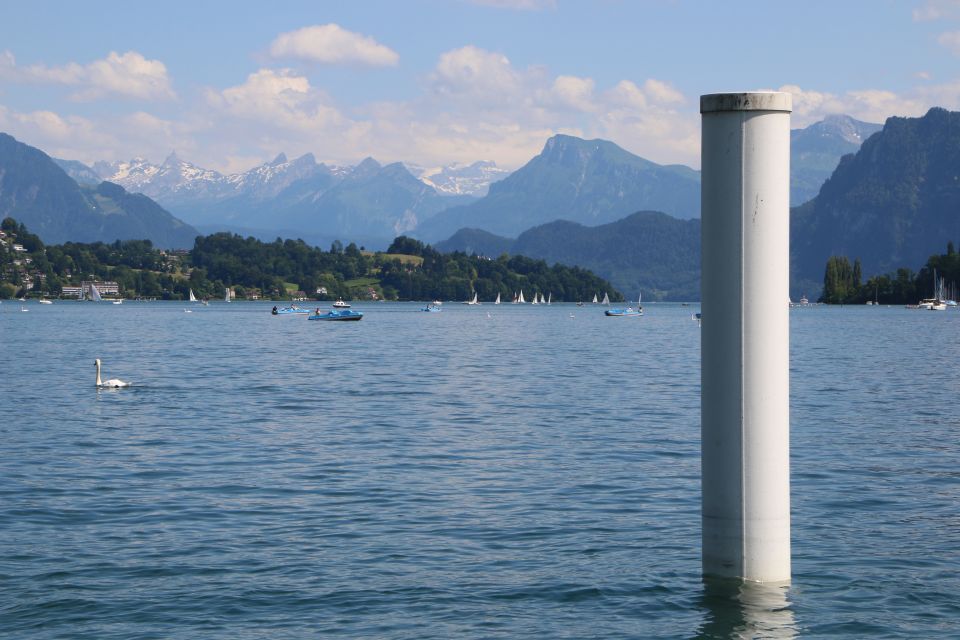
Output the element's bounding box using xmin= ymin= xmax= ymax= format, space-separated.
xmin=694 ymin=577 xmax=797 ymax=639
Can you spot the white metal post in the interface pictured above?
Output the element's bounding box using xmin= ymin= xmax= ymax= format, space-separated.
xmin=700 ymin=92 xmax=792 ymax=583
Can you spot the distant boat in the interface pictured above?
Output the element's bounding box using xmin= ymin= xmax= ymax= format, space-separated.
xmin=332 ymin=298 xmax=351 ymax=308
xmin=189 ymin=288 xmax=197 ymax=302
xmin=592 ymin=293 xmax=598 ymax=304
xmin=601 ymin=292 xmax=610 ymax=306
xmin=918 ymin=270 xmax=947 ymax=310
xmin=112 ymin=299 xmax=123 ymax=305
xmin=38 ymin=298 xmax=52 ymax=305
xmin=309 ymin=309 xmax=363 ymax=321
xmin=518 ymin=290 xmax=525 ymax=304
xmin=421 ymin=303 xmax=442 ymax=312
xmin=547 ymin=292 xmax=552 ymax=305
xmin=224 ymin=287 xmax=231 ymax=302
xmin=605 ymin=293 xmax=643 ymax=317
xmin=272 ymin=305 xmax=310 ymax=315
xmin=531 ymin=292 xmax=539 ymax=305
xmin=494 ymin=292 xmax=501 ymax=305
xmin=463 ymin=292 xmax=479 ymax=305
xmin=90 ymin=284 xmax=103 ymax=302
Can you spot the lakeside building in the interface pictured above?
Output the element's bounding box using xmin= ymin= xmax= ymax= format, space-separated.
xmin=78 ymin=281 xmax=120 ymax=297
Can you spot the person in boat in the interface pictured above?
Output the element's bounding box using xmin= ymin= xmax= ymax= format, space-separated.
xmin=272 ymin=306 xmax=278 ymax=315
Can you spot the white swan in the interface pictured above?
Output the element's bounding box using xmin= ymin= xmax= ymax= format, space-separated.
xmin=95 ymin=359 xmax=129 ymax=388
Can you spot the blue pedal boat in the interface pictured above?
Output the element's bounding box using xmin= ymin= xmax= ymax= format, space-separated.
xmin=309 ymin=309 xmax=364 ymax=321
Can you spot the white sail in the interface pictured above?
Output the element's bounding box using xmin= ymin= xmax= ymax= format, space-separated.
xmin=224 ymin=287 xmax=231 ymax=302
xmin=189 ymin=288 xmax=197 ymax=302
xmin=602 ymin=292 xmax=610 ymax=305
xmin=531 ymin=292 xmax=539 ymax=305
xmin=592 ymin=293 xmax=598 ymax=304
xmin=89 ymin=284 xmax=103 ymax=302
xmin=495 ymin=292 xmax=501 ymax=305
xmin=547 ymin=292 xmax=552 ymax=305
xmin=518 ymin=290 xmax=525 ymax=303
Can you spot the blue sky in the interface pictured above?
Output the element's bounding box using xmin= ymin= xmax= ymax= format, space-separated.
xmin=1 ymin=0 xmax=959 ymax=173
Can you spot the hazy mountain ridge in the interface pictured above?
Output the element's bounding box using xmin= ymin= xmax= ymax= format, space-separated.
xmin=791 ymin=115 xmax=882 ymax=206
xmin=0 ymin=133 xmax=198 ymax=248
xmin=415 ymin=134 xmax=703 ymax=242
xmin=437 ymin=212 xmax=701 ymax=300
xmin=792 ymin=107 xmax=960 ymax=293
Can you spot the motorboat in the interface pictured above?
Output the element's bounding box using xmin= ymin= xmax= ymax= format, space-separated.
xmin=421 ymin=303 xmax=442 ymax=312
xmin=332 ymin=298 xmax=351 ymax=308
xmin=309 ymin=309 xmax=363 ymax=321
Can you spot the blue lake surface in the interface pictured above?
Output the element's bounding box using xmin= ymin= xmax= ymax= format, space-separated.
xmin=1 ymin=300 xmax=958 ymax=638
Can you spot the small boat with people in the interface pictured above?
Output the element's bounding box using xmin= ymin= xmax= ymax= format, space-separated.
xmin=605 ymin=293 xmax=644 ymax=317
xmin=421 ymin=303 xmax=442 ymax=312
xmin=309 ymin=308 xmax=363 ymax=321
xmin=272 ymin=305 xmax=311 ymax=315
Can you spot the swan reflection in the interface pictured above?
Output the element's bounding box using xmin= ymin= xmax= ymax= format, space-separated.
xmin=694 ymin=577 xmax=796 ymax=639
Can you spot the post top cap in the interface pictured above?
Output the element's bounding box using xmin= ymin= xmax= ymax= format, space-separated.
xmin=700 ymin=92 xmax=792 ymax=114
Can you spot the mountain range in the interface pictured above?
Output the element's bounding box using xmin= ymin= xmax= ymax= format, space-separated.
xmin=791 ymin=107 xmax=960 ymax=294
xmin=415 ymin=135 xmax=702 ymax=242
xmin=438 ymin=109 xmax=957 ymax=299
xmin=82 ymin=153 xmax=494 ymax=248
xmin=57 ymin=115 xmax=872 ymax=249
xmin=437 ymin=211 xmax=701 ymax=300
xmin=0 ymin=133 xmax=198 ymax=247
xmin=790 ymin=115 xmax=882 ymax=206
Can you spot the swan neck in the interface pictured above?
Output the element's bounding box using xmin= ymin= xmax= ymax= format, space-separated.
xmin=96 ymin=362 xmax=102 ymax=386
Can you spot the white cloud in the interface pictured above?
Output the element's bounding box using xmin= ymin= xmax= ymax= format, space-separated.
xmin=643 ymin=79 xmax=685 ymax=105
xmin=430 ymin=46 xmax=527 ymax=107
xmin=0 ymin=49 xmax=174 ymax=101
xmin=913 ymin=0 xmax=960 ymax=21
xmin=469 ymin=0 xmax=557 ymax=9
xmin=269 ymin=24 xmax=398 ymax=66
xmin=544 ymin=75 xmax=596 ymax=112
xmin=209 ymin=68 xmax=346 ymax=132
xmin=778 ymin=84 xmax=933 ymax=127
xmin=937 ymin=30 xmax=960 ymax=54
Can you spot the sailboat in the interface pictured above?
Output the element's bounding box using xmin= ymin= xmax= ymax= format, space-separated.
xmin=918 ymin=269 xmax=947 ymax=310
xmin=89 ymin=284 xmax=103 ymax=302
xmin=224 ymin=287 xmax=231 ymax=302
xmin=189 ymin=288 xmax=197 ymax=302
xmin=601 ymin=292 xmax=610 ymax=305
xmin=592 ymin=293 xmax=598 ymax=304
xmin=494 ymin=292 xmax=501 ymax=305
xmin=463 ymin=292 xmax=480 ymax=305
xmin=517 ymin=290 xmax=526 ymax=304
xmin=547 ymin=292 xmax=552 ymax=305
xmin=531 ymin=292 xmax=539 ymax=305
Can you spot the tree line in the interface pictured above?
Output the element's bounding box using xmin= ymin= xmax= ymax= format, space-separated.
xmin=0 ymin=219 xmax=619 ymax=302
xmin=821 ymin=242 xmax=960 ymax=304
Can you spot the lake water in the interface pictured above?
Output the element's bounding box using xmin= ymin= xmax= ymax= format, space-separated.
xmin=1 ymin=301 xmax=958 ymax=638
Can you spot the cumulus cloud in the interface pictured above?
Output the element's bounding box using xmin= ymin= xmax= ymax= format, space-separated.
xmin=913 ymin=0 xmax=960 ymax=21
xmin=937 ymin=30 xmax=960 ymax=54
xmin=542 ymin=75 xmax=596 ymax=112
xmin=269 ymin=24 xmax=398 ymax=66
xmin=209 ymin=68 xmax=345 ymax=131
xmin=778 ymin=84 xmax=932 ymax=127
xmin=429 ymin=45 xmax=528 ymax=107
xmin=0 ymin=50 xmax=174 ymax=101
